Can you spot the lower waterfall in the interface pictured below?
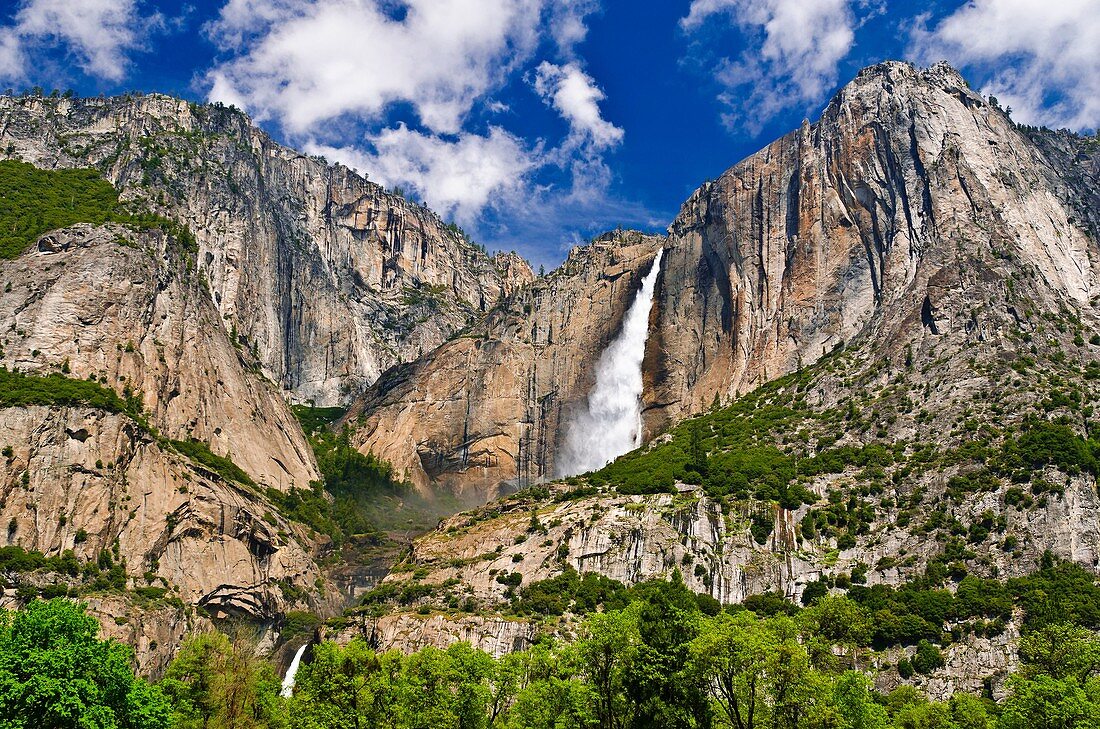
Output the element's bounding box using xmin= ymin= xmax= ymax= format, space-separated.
xmin=280 ymin=644 xmax=308 ymax=698
xmin=556 ymin=248 xmax=664 ymax=477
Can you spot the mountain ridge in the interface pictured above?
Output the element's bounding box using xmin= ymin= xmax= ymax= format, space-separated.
xmin=0 ymin=60 xmax=1099 ymax=688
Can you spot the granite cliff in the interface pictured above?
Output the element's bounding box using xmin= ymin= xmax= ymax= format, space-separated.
xmin=0 ymin=223 xmax=336 ymax=672
xmin=349 ymin=62 xmax=1100 ymax=697
xmin=348 ymin=61 xmax=1100 ymax=500
xmin=0 ymin=93 xmax=532 ymax=406
xmin=345 ymin=230 xmax=664 ymax=500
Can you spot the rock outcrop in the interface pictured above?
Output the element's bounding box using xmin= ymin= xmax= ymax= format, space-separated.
xmin=325 ymin=612 xmax=539 ymax=658
xmin=0 ymin=94 xmax=532 ymax=406
xmin=0 ymin=225 xmax=338 ymax=665
xmin=1 ymin=224 xmax=316 ymax=489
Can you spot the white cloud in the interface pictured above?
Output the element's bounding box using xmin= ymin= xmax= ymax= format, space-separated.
xmin=910 ymin=0 xmax=1100 ymax=130
xmin=0 ymin=0 xmax=161 ymax=83
xmin=681 ymin=0 xmax=859 ymax=132
xmin=0 ymin=30 xmax=20 ymax=80
xmin=533 ymin=61 xmax=623 ymax=150
xmin=547 ymin=0 xmax=600 ymax=56
xmin=206 ymin=0 xmax=548 ymax=136
xmin=206 ymin=0 xmax=638 ymax=249
xmin=308 ymin=126 xmax=538 ymax=226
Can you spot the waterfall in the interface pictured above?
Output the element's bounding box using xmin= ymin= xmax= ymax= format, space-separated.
xmin=280 ymin=644 xmax=308 ymax=698
xmin=556 ymin=249 xmax=664 ymax=477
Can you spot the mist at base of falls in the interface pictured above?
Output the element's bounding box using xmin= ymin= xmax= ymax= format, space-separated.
xmin=555 ymin=249 xmax=664 ymax=478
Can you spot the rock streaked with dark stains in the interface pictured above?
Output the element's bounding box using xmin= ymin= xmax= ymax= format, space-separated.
xmin=646 ymin=61 xmax=1097 ymax=433
xmin=0 ymin=94 xmax=533 ymax=406
xmin=0 ymin=224 xmax=316 ymax=489
xmin=348 ymin=61 xmax=1100 ymax=503
xmin=0 ymin=225 xmax=339 ymax=669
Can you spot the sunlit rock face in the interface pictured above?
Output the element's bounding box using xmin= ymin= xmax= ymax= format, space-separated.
xmin=645 ymin=60 xmax=1099 ymax=433
xmin=349 ymin=61 xmax=1100 ymax=502
xmin=345 ymin=231 xmax=665 ymax=501
xmin=0 ymin=225 xmax=340 ymax=671
xmin=0 ymin=93 xmax=533 ymax=406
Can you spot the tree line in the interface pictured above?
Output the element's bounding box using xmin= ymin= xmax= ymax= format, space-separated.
xmin=4 ymin=573 xmax=1100 ymax=728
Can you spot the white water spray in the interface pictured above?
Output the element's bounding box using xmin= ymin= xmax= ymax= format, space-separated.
xmin=280 ymin=644 xmax=307 ymax=698
xmin=556 ymin=249 xmax=664 ymax=477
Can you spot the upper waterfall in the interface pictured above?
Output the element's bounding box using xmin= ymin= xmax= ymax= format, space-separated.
xmin=556 ymin=248 xmax=664 ymax=477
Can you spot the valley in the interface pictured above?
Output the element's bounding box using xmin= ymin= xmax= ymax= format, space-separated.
xmin=1 ymin=58 xmax=1100 ymax=727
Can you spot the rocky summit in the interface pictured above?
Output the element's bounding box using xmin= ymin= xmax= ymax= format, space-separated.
xmin=1 ymin=58 xmax=1100 ymax=720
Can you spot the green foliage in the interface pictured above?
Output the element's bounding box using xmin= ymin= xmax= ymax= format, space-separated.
xmin=1008 ymin=555 xmax=1100 ymax=631
xmin=997 ymin=420 xmax=1098 ymax=477
xmin=280 ymin=612 xmax=321 ymax=644
xmin=0 ymin=366 xmax=145 ymax=423
xmin=510 ymin=570 xmax=724 ymax=620
xmin=588 ymin=364 xmax=893 ymax=511
xmin=0 ymin=159 xmax=196 ymax=259
xmin=0 ymin=599 xmax=170 ymax=728
xmin=161 ymin=632 xmax=286 ymax=729
xmin=0 ymin=545 xmax=80 ymax=576
xmin=5 ymin=577 xmax=1086 ymax=729
xmin=168 ymin=438 xmax=256 ymax=487
xmin=0 ymin=160 xmax=126 ymax=258
xmin=275 ymin=407 xmax=409 ymax=544
xmin=510 ymin=568 xmax=631 ymax=617
xmin=290 ymin=405 xmax=345 ymax=436
xmin=911 ymin=640 xmax=945 ymax=674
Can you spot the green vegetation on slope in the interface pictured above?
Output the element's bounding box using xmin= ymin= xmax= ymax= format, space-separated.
xmin=0 ymin=366 xmax=145 ymax=421
xmin=497 ymin=553 xmax=1100 ymax=656
xmin=0 ymin=539 xmax=188 ymax=605
xmin=0 ymin=368 xmax=259 ymax=490
xmin=280 ymin=407 xmax=467 ymax=546
xmin=269 ymin=406 xmax=413 ymax=545
xmin=169 ymin=437 xmax=256 ymax=488
xmin=0 ymin=159 xmax=196 ymax=258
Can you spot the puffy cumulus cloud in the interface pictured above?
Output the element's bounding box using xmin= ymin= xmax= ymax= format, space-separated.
xmin=206 ymin=0 xmax=555 ymax=135
xmin=206 ymin=0 xmax=634 ymax=248
xmin=307 ymin=126 xmax=538 ymax=226
xmin=533 ymin=61 xmax=623 ymax=150
xmin=682 ymin=0 xmax=862 ymax=132
xmin=910 ymin=0 xmax=1100 ymax=130
xmin=0 ymin=0 xmax=162 ymax=83
xmin=0 ymin=30 xmax=19 ymax=80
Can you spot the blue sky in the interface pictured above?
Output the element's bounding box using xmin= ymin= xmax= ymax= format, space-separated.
xmin=0 ymin=0 xmax=1097 ymax=267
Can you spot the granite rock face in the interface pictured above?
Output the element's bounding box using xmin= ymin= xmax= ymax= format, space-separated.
xmin=324 ymin=612 xmax=540 ymax=658
xmin=346 ymin=231 xmax=664 ymax=500
xmin=0 ymin=94 xmax=531 ymax=406
xmin=645 ymin=61 xmax=1098 ymax=432
xmin=0 ymin=224 xmax=316 ymax=489
xmin=347 ymin=61 xmax=1100 ymax=506
xmin=0 ymin=226 xmax=337 ymax=667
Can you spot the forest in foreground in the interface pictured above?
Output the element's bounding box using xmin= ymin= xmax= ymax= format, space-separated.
xmin=4 ymin=561 xmax=1100 ymax=729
